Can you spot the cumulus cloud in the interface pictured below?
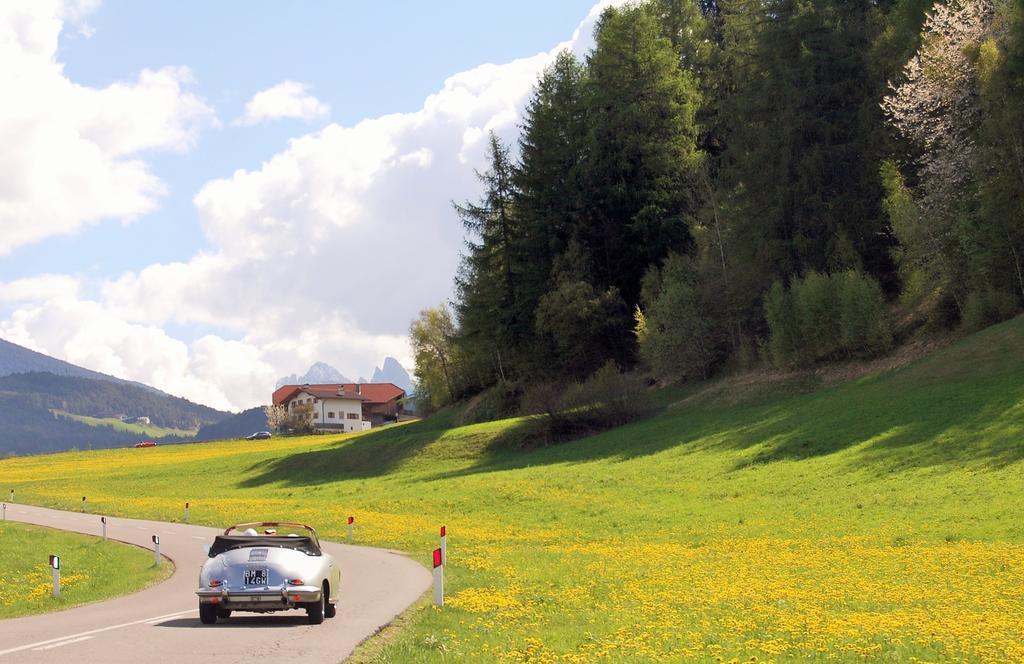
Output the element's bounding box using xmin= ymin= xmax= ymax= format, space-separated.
xmin=237 ymin=81 xmax=330 ymax=125
xmin=0 ymin=1 xmax=625 ymax=411
xmin=0 ymin=297 xmax=276 ymax=412
xmin=115 ymin=6 xmax=617 ymax=336
xmin=0 ymin=0 xmax=216 ymax=256
xmin=0 ymin=274 xmax=80 ymax=302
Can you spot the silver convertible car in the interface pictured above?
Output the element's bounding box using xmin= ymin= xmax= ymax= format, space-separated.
xmin=196 ymin=522 xmax=341 ymax=625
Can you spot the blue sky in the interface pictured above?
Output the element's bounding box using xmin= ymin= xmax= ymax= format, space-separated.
xmin=3 ymin=0 xmax=597 ymax=283
xmin=0 ymin=0 xmax=613 ymax=410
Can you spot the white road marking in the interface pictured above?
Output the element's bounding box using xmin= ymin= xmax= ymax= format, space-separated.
xmin=163 ymin=530 xmax=176 ymax=535
xmin=32 ymin=636 xmax=94 ymax=651
xmin=0 ymin=609 xmax=196 ymax=657
xmin=191 ymin=536 xmax=206 ymax=540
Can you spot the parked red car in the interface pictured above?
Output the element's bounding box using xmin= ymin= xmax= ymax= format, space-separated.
xmin=134 ymin=441 xmax=157 ymax=448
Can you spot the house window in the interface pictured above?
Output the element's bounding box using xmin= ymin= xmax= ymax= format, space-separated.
xmin=327 ymin=412 xmax=335 ymax=419
xmin=346 ymin=413 xmax=359 ymax=420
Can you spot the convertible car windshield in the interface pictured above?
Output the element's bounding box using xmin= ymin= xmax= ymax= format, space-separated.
xmin=207 ymin=535 xmax=321 ymax=557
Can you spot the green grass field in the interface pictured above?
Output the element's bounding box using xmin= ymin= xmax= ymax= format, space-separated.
xmin=0 ymin=521 xmax=172 ymax=619
xmin=52 ymin=410 xmax=198 ymax=438
xmin=2 ymin=316 xmax=1023 ymax=661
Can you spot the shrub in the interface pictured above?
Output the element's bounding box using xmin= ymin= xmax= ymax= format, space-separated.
xmin=962 ymin=289 xmax=1020 ymax=332
xmin=560 ymin=362 xmax=652 ymax=430
xmin=519 ymin=363 xmax=653 ymax=446
xmin=795 ymin=271 xmax=842 ymax=361
xmin=765 ymin=271 xmax=891 ymax=367
xmin=764 ymin=281 xmax=797 ymax=366
xmin=460 ymin=381 xmax=523 ymax=425
xmin=837 ymin=271 xmax=893 ymax=357
xmin=637 ymin=254 xmax=722 ymax=379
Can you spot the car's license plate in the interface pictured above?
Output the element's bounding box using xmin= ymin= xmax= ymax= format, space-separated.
xmin=243 ymin=568 xmax=268 ymax=586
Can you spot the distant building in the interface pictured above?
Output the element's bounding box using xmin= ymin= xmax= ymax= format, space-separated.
xmin=133 ymin=416 xmax=151 ymax=425
xmin=272 ymin=382 xmax=407 ymax=431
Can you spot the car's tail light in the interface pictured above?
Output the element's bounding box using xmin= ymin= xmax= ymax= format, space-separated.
xmin=287 ymin=578 xmax=304 ymax=585
xmin=208 ymin=579 xmax=223 ymax=587
xmin=291 ymin=594 xmax=301 ymax=601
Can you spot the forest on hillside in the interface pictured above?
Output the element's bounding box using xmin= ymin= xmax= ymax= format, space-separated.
xmin=0 ymin=373 xmax=226 ymax=430
xmin=411 ymin=0 xmax=1024 ymax=412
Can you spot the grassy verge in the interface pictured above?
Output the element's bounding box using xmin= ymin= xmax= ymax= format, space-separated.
xmin=0 ymin=521 xmax=172 ymax=619
xmin=1 ymin=316 xmax=1023 ymax=660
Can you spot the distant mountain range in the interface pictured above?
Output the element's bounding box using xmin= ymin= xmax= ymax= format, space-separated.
xmin=277 ymin=357 xmax=413 ymax=394
xmin=0 ymin=338 xmax=230 ymax=455
xmin=275 ymin=361 xmax=351 ymax=388
xmin=0 ymin=338 xmax=161 ymax=393
xmin=371 ymin=357 xmax=414 ymax=393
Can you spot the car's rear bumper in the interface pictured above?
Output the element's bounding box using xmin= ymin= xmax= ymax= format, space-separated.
xmin=197 ymin=585 xmax=322 ymax=610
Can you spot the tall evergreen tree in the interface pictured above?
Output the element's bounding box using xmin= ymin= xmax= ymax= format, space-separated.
xmin=714 ymin=0 xmax=895 ymax=330
xmin=453 ymin=133 xmax=522 ymax=381
xmin=515 ymin=51 xmax=589 ymax=342
xmin=977 ymin=0 xmax=1024 ymax=303
xmin=582 ymin=4 xmax=703 ymax=317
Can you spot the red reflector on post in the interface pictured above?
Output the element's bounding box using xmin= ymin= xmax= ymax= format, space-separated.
xmin=440 ymin=525 xmax=446 ymax=537
xmin=433 ymin=548 xmax=442 ymax=568
xmin=347 ymin=516 xmax=354 ymax=525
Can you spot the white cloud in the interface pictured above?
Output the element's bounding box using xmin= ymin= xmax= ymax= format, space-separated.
xmin=237 ymin=81 xmax=329 ymax=125
xmin=0 ymin=298 xmax=275 ymax=412
xmin=0 ymin=274 xmax=79 ymax=302
xmin=0 ymin=1 xmax=625 ymax=411
xmin=0 ymin=0 xmax=216 ymax=256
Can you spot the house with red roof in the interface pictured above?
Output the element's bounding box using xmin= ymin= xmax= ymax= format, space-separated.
xmin=272 ymin=383 xmax=407 ymax=432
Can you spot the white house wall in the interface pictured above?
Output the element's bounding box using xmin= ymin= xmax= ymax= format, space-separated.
xmin=288 ymin=391 xmax=369 ymax=433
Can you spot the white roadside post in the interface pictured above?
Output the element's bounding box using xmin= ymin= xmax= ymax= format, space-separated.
xmin=1 ymin=503 xmax=5 ymax=521
xmin=8 ymin=489 xmax=13 ymax=503
xmin=49 ymin=554 xmax=60 ymax=598
xmin=184 ymin=501 xmax=190 ymax=523
xmin=81 ymin=496 xmax=86 ymax=513
xmin=432 ymin=547 xmax=444 ymax=607
xmin=152 ymin=535 xmax=160 ymax=566
xmin=347 ymin=516 xmax=354 ymax=543
xmin=440 ymin=525 xmax=447 ymax=565
xmin=101 ymin=516 xmax=107 ymax=540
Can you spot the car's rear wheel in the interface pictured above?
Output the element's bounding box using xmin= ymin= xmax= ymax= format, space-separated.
xmin=324 ymin=582 xmax=336 ymax=619
xmin=199 ymin=602 xmax=217 ymax=625
xmin=305 ymin=593 xmax=325 ymax=625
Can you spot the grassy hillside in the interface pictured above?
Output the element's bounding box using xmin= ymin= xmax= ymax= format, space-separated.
xmin=2 ymin=317 xmax=1023 ymax=661
xmin=0 ymin=372 xmax=226 ymax=430
xmin=0 ymin=522 xmax=172 ymax=618
xmin=54 ymin=411 xmax=198 ymax=438
xmin=0 ymin=371 xmax=229 ymax=455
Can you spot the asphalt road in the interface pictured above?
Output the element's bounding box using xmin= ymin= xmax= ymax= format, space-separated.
xmin=0 ymin=504 xmax=432 ymax=663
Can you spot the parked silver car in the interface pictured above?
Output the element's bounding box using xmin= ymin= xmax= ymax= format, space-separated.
xmin=196 ymin=522 xmax=341 ymax=625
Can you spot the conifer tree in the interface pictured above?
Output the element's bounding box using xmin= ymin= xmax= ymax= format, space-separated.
xmin=582 ymin=4 xmax=703 ymax=313
xmin=453 ymin=133 xmax=523 ymax=382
